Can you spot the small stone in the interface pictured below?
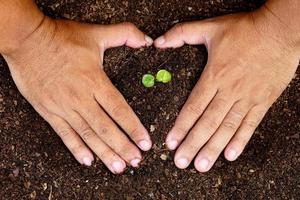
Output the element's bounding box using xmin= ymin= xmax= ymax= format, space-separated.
xmin=160 ymin=153 xmax=168 ymax=161
xmin=24 ymin=181 xmax=31 ymax=189
xmin=173 ymin=96 xmax=179 ymax=102
xmin=42 ymin=183 xmax=47 ymax=190
xmin=13 ymin=167 xmax=19 ymax=177
xmin=150 ymin=125 xmax=156 ymax=132
xmin=166 ymin=114 xmax=170 ymax=120
xmin=30 ymin=191 xmax=36 ymax=199
xmin=249 ymin=169 xmax=255 ymax=173
xmin=63 ymin=13 xmax=71 ymax=19
xmin=291 ymin=133 xmax=299 ymax=139
xmin=237 ymin=172 xmax=242 ymax=179
xmin=148 ymin=192 xmax=154 ymax=198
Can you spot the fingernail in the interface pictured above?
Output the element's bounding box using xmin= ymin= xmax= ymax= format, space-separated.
xmin=145 ymin=35 xmax=153 ymax=46
xmin=155 ymin=36 xmax=165 ymax=45
xmin=167 ymin=139 xmax=178 ymax=150
xmin=176 ymin=157 xmax=189 ymax=169
xmin=227 ymin=148 xmax=237 ymax=161
xmin=82 ymin=157 xmax=92 ymax=166
xmin=112 ymin=161 xmax=125 ymax=174
xmin=198 ymin=158 xmax=210 ymax=172
xmin=130 ymin=158 xmax=141 ymax=168
xmin=138 ymin=140 xmax=152 ymax=151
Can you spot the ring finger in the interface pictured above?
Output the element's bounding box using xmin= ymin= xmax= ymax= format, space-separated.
xmin=194 ymin=100 xmax=251 ymax=172
xmin=65 ymin=111 xmax=127 ymax=174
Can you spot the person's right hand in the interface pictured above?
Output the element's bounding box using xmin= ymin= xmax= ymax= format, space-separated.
xmin=3 ymin=17 xmax=153 ymax=174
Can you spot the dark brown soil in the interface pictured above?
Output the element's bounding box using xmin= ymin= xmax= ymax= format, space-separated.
xmin=1 ymin=0 xmax=299 ymax=199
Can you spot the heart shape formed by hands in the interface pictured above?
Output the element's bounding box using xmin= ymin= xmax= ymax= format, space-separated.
xmin=3 ymin=2 xmax=299 ymax=175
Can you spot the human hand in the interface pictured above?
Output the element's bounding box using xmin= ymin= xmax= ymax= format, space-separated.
xmin=3 ymin=18 xmax=153 ymax=174
xmin=155 ymin=7 xmax=299 ymax=172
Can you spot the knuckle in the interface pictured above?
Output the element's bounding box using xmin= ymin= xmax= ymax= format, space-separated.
xmin=96 ymin=125 xmax=109 ymax=136
xmin=97 ymin=148 xmax=111 ymax=160
xmin=70 ymin=144 xmax=85 ymax=155
xmin=78 ymin=124 xmax=94 ymax=140
xmin=222 ymin=120 xmax=238 ymax=130
xmin=174 ymin=23 xmax=185 ymax=35
xmin=234 ymin=135 xmax=249 ymax=148
xmin=176 ymin=125 xmax=189 ymax=137
xmin=122 ymin=22 xmax=136 ymax=33
xmin=111 ymin=104 xmax=128 ymax=118
xmin=243 ymin=120 xmax=258 ymax=129
xmin=118 ymin=142 xmax=134 ymax=155
xmin=188 ymin=142 xmax=202 ymax=153
xmin=228 ymin=109 xmax=244 ymax=120
xmin=205 ymin=144 xmax=221 ymax=156
xmin=211 ymin=98 xmax=227 ymax=111
xmin=185 ymin=103 xmax=204 ymax=116
xmin=201 ymin=118 xmax=218 ymax=133
xmin=128 ymin=126 xmax=139 ymax=137
xmin=56 ymin=127 xmax=73 ymax=138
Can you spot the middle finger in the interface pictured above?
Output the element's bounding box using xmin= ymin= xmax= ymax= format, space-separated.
xmin=174 ymin=92 xmax=234 ymax=169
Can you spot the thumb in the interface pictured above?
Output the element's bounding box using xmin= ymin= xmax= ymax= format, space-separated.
xmin=154 ymin=21 xmax=213 ymax=48
xmin=98 ymin=22 xmax=153 ymax=50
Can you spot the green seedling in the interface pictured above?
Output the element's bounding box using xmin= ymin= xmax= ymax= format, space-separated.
xmin=142 ymin=74 xmax=155 ymax=88
xmin=156 ymin=69 xmax=172 ymax=83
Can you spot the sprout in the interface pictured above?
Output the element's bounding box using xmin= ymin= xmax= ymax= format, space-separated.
xmin=156 ymin=69 xmax=172 ymax=83
xmin=142 ymin=74 xmax=155 ymax=88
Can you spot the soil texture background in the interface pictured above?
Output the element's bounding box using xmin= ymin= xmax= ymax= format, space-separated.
xmin=0 ymin=0 xmax=299 ymax=199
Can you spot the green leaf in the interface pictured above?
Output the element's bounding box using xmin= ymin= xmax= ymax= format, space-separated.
xmin=156 ymin=69 xmax=172 ymax=83
xmin=142 ymin=74 xmax=155 ymax=88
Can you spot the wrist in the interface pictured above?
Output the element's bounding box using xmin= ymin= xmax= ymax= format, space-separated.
xmin=253 ymin=0 xmax=300 ymax=54
xmin=0 ymin=1 xmax=45 ymax=55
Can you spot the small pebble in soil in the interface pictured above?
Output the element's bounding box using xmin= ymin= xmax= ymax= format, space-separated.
xmin=42 ymin=183 xmax=47 ymax=190
xmin=150 ymin=125 xmax=156 ymax=132
xmin=12 ymin=167 xmax=19 ymax=177
xmin=24 ymin=181 xmax=31 ymax=189
xmin=160 ymin=153 xmax=168 ymax=161
xmin=142 ymin=74 xmax=155 ymax=88
xmin=30 ymin=191 xmax=36 ymax=199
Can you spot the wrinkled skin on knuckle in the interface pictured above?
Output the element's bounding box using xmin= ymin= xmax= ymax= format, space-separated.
xmin=95 ymin=123 xmax=109 ymax=136
xmin=56 ymin=126 xmax=73 ymax=138
xmin=201 ymin=118 xmax=219 ymax=133
xmin=121 ymin=22 xmax=137 ymax=36
xmin=222 ymin=120 xmax=238 ymax=131
xmin=185 ymin=103 xmax=204 ymax=117
xmin=79 ymin=125 xmax=94 ymax=140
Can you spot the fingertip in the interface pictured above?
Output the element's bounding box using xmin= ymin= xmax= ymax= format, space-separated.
xmin=82 ymin=156 xmax=94 ymax=166
xmin=138 ymin=139 xmax=152 ymax=151
xmin=111 ymin=160 xmax=127 ymax=174
xmin=166 ymin=129 xmax=179 ymax=150
xmin=225 ymin=147 xmax=239 ymax=161
xmin=145 ymin=35 xmax=153 ymax=46
xmin=130 ymin=158 xmax=141 ymax=168
xmin=166 ymin=139 xmax=178 ymax=150
xmin=154 ymin=36 xmax=166 ymax=47
xmin=175 ymin=157 xmax=189 ymax=169
xmin=195 ymin=157 xmax=211 ymax=173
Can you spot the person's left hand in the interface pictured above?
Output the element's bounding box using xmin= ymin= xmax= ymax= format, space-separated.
xmin=154 ymin=9 xmax=299 ymax=172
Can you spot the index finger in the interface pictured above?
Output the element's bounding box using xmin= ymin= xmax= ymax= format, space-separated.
xmin=95 ymin=73 xmax=152 ymax=151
